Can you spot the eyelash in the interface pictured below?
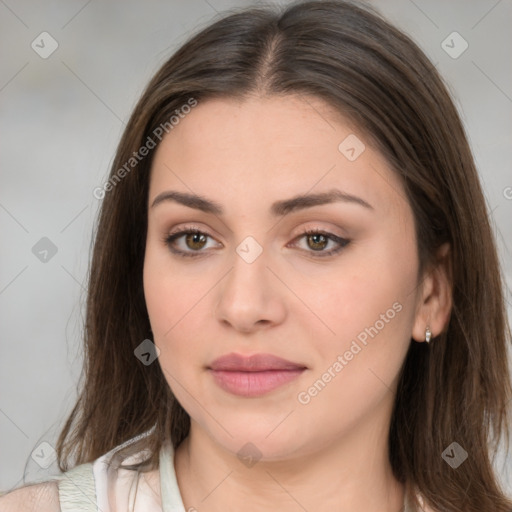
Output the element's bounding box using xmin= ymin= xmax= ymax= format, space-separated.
xmin=163 ymin=225 xmax=350 ymax=259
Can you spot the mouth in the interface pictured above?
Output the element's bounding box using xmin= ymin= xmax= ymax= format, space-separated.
xmin=208 ymin=353 xmax=307 ymax=397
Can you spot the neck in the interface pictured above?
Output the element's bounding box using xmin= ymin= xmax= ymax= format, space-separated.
xmin=174 ymin=413 xmax=405 ymax=512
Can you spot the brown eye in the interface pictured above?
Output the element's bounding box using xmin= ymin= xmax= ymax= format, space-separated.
xmin=307 ymin=233 xmax=328 ymax=251
xmin=164 ymin=228 xmax=221 ymax=258
xmin=290 ymin=229 xmax=350 ymax=258
xmin=185 ymin=232 xmax=207 ymax=250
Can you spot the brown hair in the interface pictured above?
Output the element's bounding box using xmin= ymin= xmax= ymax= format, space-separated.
xmin=56 ymin=1 xmax=512 ymax=510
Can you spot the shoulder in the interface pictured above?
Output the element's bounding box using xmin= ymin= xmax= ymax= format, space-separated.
xmin=0 ymin=462 xmax=96 ymax=512
xmin=0 ymin=481 xmax=61 ymax=512
xmin=0 ymin=431 xmax=162 ymax=512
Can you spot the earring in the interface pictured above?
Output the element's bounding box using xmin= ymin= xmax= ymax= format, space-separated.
xmin=425 ymin=325 xmax=432 ymax=344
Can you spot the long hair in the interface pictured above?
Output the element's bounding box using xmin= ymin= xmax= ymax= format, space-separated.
xmin=56 ymin=1 xmax=512 ymax=510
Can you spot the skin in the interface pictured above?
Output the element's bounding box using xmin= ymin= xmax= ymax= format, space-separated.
xmin=143 ymin=95 xmax=451 ymax=512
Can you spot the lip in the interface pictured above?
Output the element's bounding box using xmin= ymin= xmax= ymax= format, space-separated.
xmin=208 ymin=353 xmax=307 ymax=397
xmin=209 ymin=353 xmax=306 ymax=372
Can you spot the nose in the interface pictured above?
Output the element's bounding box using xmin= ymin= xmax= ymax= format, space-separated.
xmin=215 ymin=246 xmax=287 ymax=334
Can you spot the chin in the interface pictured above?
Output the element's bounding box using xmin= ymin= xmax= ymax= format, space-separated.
xmin=198 ymin=418 xmax=308 ymax=461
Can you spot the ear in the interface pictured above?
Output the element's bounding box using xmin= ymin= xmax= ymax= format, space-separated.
xmin=412 ymin=242 xmax=453 ymax=343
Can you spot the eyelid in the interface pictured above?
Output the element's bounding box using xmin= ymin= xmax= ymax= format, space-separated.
xmin=166 ymin=223 xmax=214 ymax=239
xmin=288 ymin=228 xmax=349 ymax=258
xmin=163 ymin=224 xmax=350 ymax=258
xmin=164 ymin=224 xmax=222 ymax=258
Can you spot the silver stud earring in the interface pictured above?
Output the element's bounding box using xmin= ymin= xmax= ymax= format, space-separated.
xmin=425 ymin=325 xmax=432 ymax=344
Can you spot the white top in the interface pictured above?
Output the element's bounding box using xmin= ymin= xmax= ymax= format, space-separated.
xmin=57 ymin=437 xmax=186 ymax=511
xmin=3 ymin=433 xmax=423 ymax=511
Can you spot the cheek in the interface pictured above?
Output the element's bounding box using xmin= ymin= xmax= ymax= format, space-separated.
xmin=143 ymin=247 xmax=215 ymax=380
xmin=143 ymin=239 xmax=198 ymax=335
xmin=300 ymin=236 xmax=418 ymax=361
xmin=143 ymin=249 xmax=169 ymax=336
xmin=143 ymin=245 xmax=184 ymax=356
xmin=293 ymin=260 xmax=415 ymax=433
xmin=143 ymin=262 xmax=195 ymax=397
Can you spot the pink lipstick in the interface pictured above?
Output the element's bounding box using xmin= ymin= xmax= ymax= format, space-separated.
xmin=208 ymin=353 xmax=306 ymax=397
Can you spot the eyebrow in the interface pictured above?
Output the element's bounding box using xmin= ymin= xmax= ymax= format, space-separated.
xmin=150 ymin=188 xmax=374 ymax=216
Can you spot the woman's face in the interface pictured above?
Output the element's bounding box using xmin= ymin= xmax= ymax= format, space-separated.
xmin=144 ymin=95 xmax=423 ymax=460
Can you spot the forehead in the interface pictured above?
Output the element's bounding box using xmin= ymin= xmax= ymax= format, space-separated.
xmin=148 ymin=95 xmax=408 ymax=218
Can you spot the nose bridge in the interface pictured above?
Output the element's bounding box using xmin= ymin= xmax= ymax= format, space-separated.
xmin=215 ymin=235 xmax=286 ymax=331
xmin=224 ymin=237 xmax=270 ymax=304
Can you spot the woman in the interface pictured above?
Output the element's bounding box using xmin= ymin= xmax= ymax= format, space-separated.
xmin=2 ymin=1 xmax=511 ymax=510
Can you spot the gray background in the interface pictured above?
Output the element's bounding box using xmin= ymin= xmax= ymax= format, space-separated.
xmin=1 ymin=0 xmax=511 ymax=495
